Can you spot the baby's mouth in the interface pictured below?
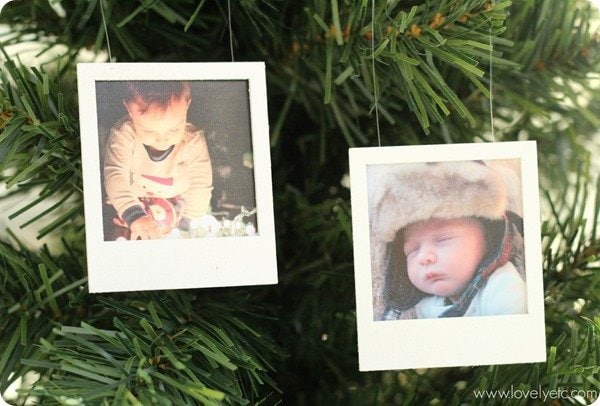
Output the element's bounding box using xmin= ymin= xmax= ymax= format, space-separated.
xmin=424 ymin=272 xmax=444 ymax=281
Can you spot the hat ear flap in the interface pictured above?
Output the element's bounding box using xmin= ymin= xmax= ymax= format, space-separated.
xmin=479 ymin=217 xmax=507 ymax=265
xmin=383 ymin=233 xmax=426 ymax=311
xmin=505 ymin=210 xmax=523 ymax=236
xmin=479 ymin=214 xmax=524 ymax=274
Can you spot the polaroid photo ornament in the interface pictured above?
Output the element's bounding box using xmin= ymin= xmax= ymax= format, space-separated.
xmin=77 ymin=62 xmax=277 ymax=293
xmin=349 ymin=141 xmax=546 ymax=371
xmin=0 ymin=0 xmax=13 ymax=14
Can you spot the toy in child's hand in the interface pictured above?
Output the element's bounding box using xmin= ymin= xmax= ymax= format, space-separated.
xmin=139 ymin=197 xmax=182 ymax=236
xmin=130 ymin=215 xmax=162 ymax=240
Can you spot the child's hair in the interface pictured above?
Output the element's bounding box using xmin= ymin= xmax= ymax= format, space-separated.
xmin=124 ymin=81 xmax=191 ymax=114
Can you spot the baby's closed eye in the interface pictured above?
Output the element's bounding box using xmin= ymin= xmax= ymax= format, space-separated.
xmin=403 ymin=243 xmax=419 ymax=256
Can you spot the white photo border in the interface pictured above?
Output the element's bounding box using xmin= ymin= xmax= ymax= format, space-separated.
xmin=78 ymin=62 xmax=278 ymax=293
xmin=349 ymin=141 xmax=546 ymax=371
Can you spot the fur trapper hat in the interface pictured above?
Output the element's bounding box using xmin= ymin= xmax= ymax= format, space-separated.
xmin=367 ymin=160 xmax=523 ymax=320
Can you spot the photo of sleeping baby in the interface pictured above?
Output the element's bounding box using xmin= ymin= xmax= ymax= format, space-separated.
xmin=95 ymin=80 xmax=257 ymax=241
xmin=368 ymin=160 xmax=527 ymax=320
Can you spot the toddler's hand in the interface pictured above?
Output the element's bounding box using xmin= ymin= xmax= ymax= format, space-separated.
xmin=178 ymin=214 xmax=220 ymax=238
xmin=178 ymin=216 xmax=199 ymax=238
xmin=130 ymin=216 xmax=162 ymax=240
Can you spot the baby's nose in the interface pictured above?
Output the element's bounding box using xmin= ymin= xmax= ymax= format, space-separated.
xmin=418 ymin=246 xmax=436 ymax=265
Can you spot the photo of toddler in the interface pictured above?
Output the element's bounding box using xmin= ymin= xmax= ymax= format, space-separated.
xmin=102 ymin=81 xmax=213 ymax=240
xmin=78 ymin=62 xmax=277 ymax=293
xmin=368 ymin=160 xmax=527 ymax=320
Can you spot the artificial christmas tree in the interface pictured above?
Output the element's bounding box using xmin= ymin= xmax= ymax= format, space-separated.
xmin=0 ymin=0 xmax=598 ymax=404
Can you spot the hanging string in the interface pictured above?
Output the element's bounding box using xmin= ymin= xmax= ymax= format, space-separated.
xmin=227 ymin=0 xmax=235 ymax=62
xmin=488 ymin=19 xmax=496 ymax=142
xmin=99 ymin=0 xmax=114 ymax=62
xmin=371 ymin=0 xmax=382 ymax=147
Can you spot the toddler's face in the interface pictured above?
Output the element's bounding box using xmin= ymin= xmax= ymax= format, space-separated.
xmin=403 ymin=218 xmax=486 ymax=302
xmin=126 ymin=96 xmax=190 ymax=151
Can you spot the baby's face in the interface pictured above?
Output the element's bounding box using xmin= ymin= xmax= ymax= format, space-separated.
xmin=403 ymin=218 xmax=486 ymax=302
xmin=126 ymin=96 xmax=190 ymax=151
